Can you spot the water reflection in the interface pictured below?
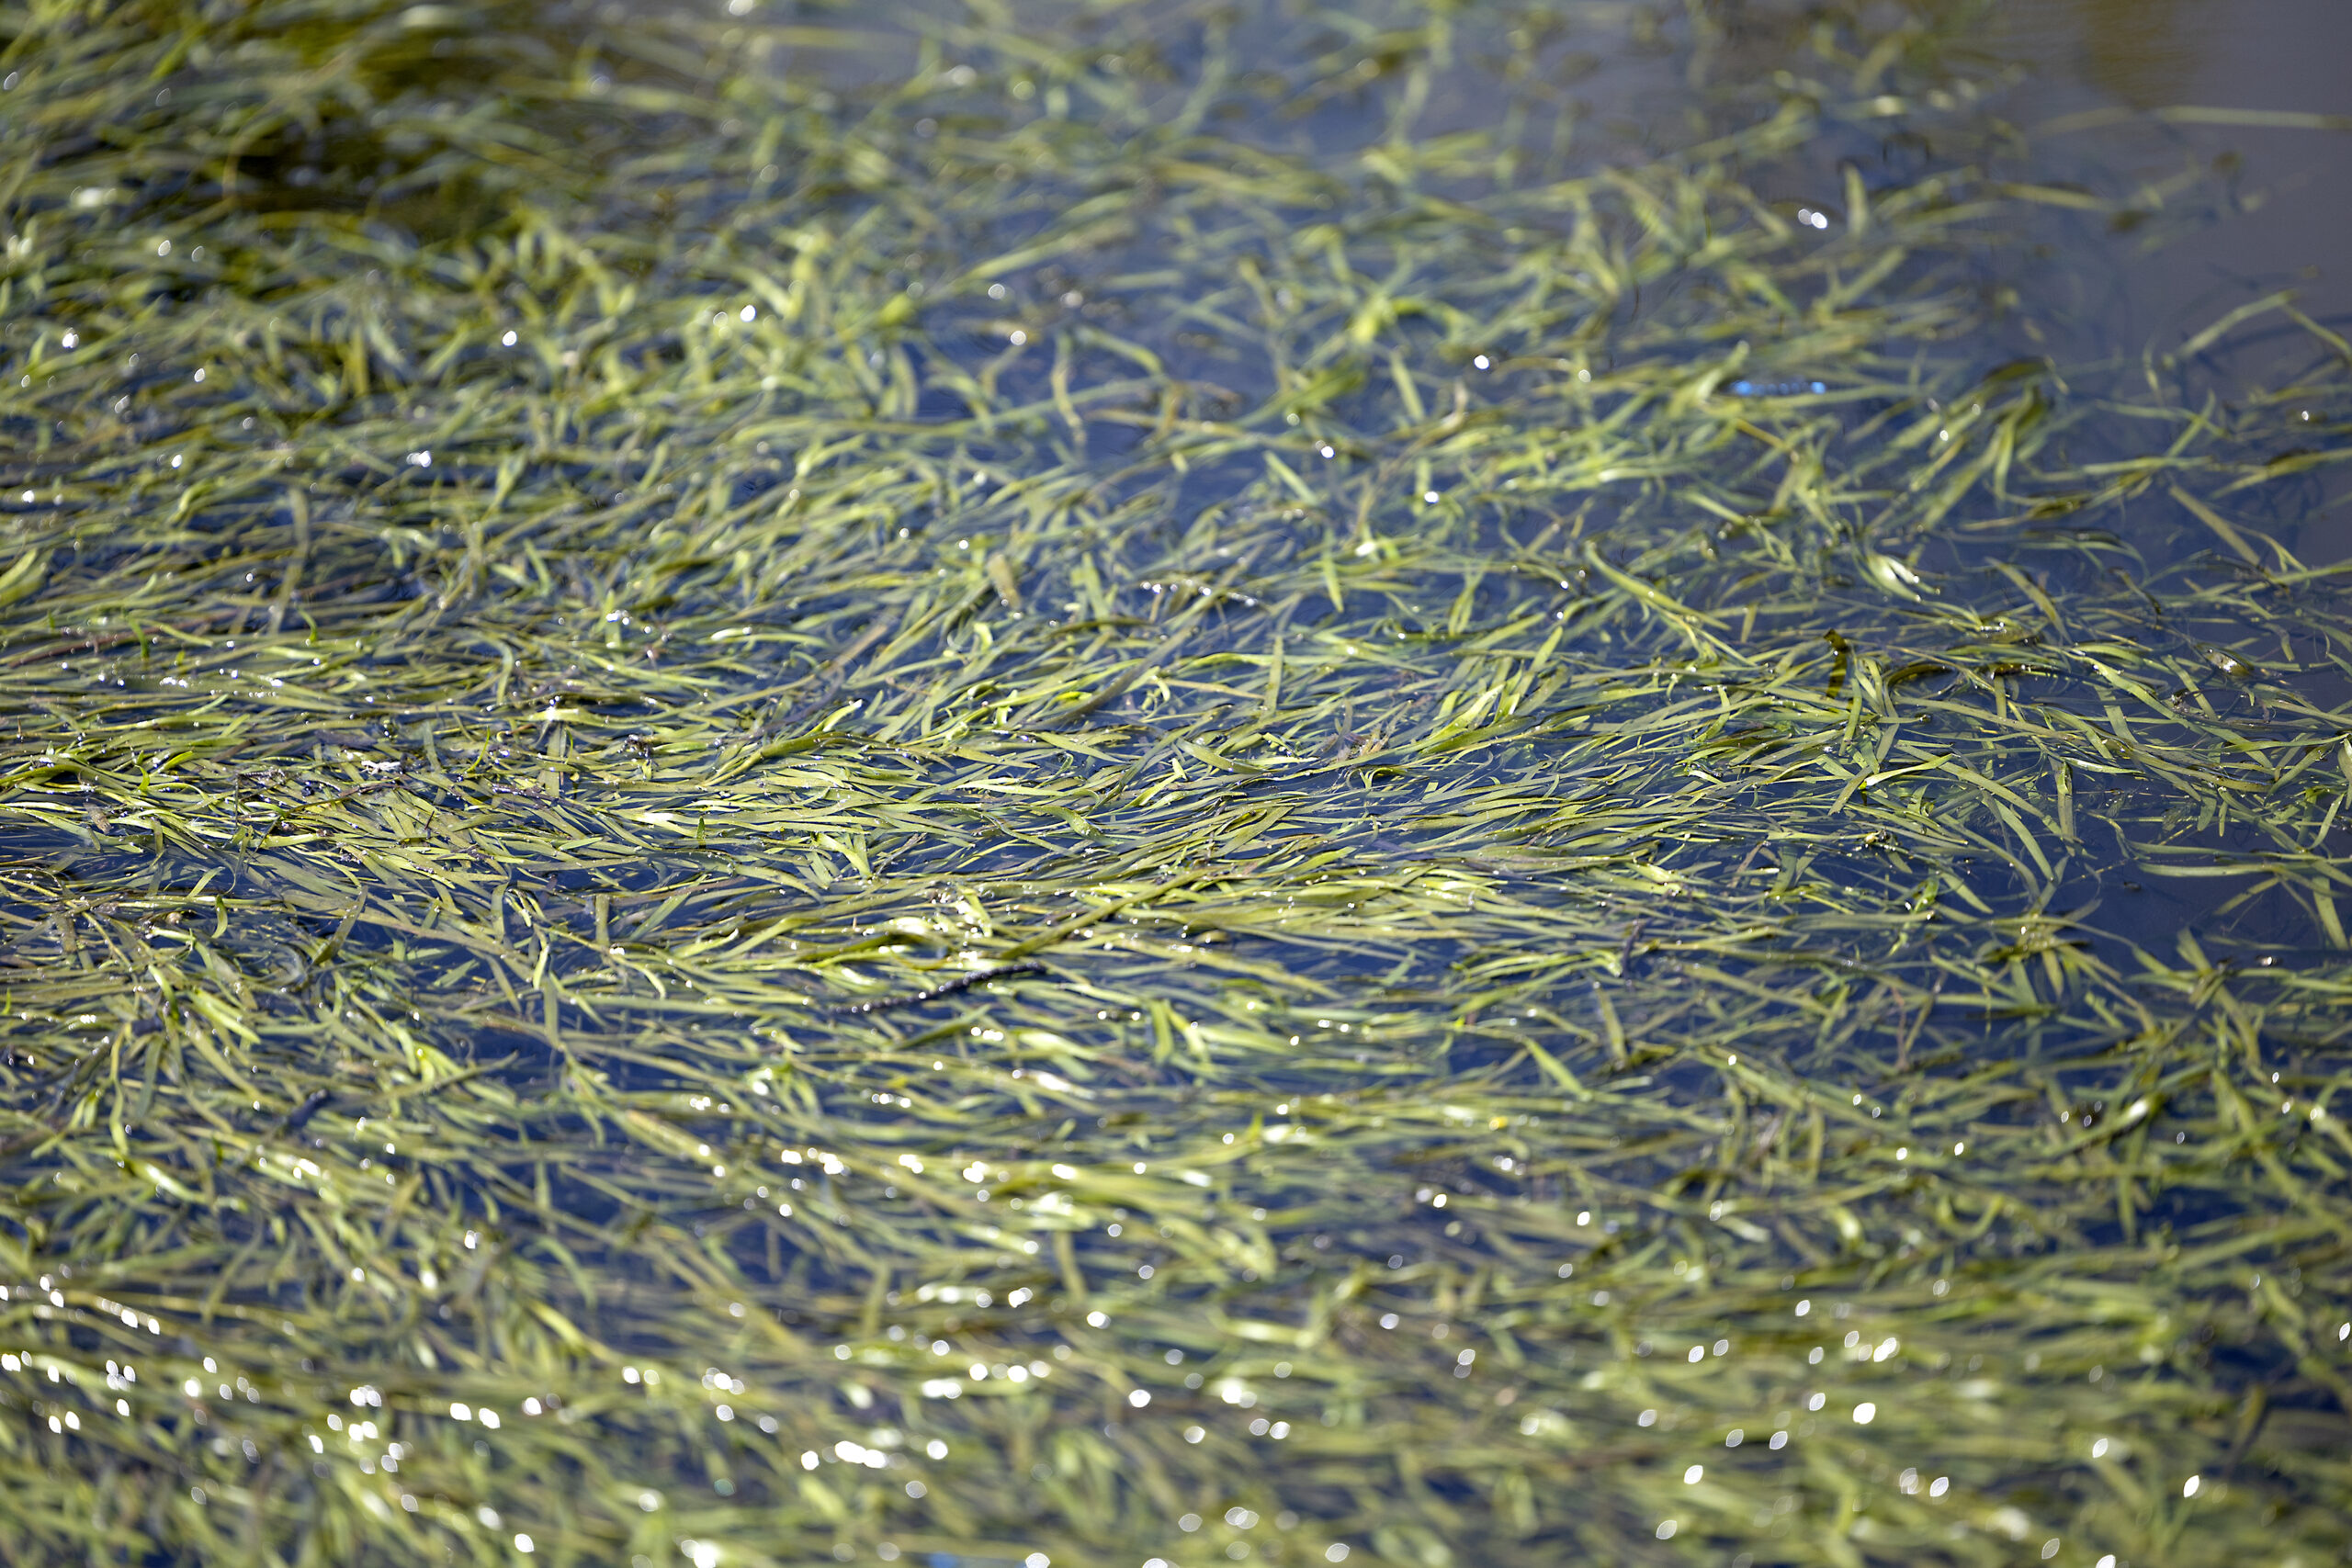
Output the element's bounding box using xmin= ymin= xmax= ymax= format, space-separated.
xmin=2069 ymin=0 xmax=2197 ymax=107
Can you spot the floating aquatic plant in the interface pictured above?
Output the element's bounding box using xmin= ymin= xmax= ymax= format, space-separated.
xmin=0 ymin=0 xmax=2347 ymax=1563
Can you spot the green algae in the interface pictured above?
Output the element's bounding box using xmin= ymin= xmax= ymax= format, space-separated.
xmin=0 ymin=1 xmax=2348 ymax=1564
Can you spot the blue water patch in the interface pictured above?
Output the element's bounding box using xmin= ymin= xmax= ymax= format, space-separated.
xmin=1729 ymin=379 xmax=1828 ymax=396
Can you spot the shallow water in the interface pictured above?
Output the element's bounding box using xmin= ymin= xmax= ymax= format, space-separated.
xmin=0 ymin=1 xmax=2347 ymax=1565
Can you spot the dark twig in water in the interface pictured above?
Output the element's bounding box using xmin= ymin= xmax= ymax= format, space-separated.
xmin=828 ymin=963 xmax=1051 ymax=1016
xmin=1616 ymin=919 xmax=1647 ymax=975
xmin=282 ymin=1088 xmax=334 ymax=1132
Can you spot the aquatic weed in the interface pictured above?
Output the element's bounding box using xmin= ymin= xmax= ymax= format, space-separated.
xmin=0 ymin=1 xmax=2348 ymax=1564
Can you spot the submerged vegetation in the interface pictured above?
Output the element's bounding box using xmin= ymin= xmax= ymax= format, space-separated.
xmin=0 ymin=0 xmax=2349 ymax=1562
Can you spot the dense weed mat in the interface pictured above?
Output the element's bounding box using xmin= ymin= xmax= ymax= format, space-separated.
xmin=1 ymin=0 xmax=2349 ymax=1563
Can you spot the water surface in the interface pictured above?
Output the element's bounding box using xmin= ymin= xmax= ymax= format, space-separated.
xmin=0 ymin=2 xmax=2346 ymax=1564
